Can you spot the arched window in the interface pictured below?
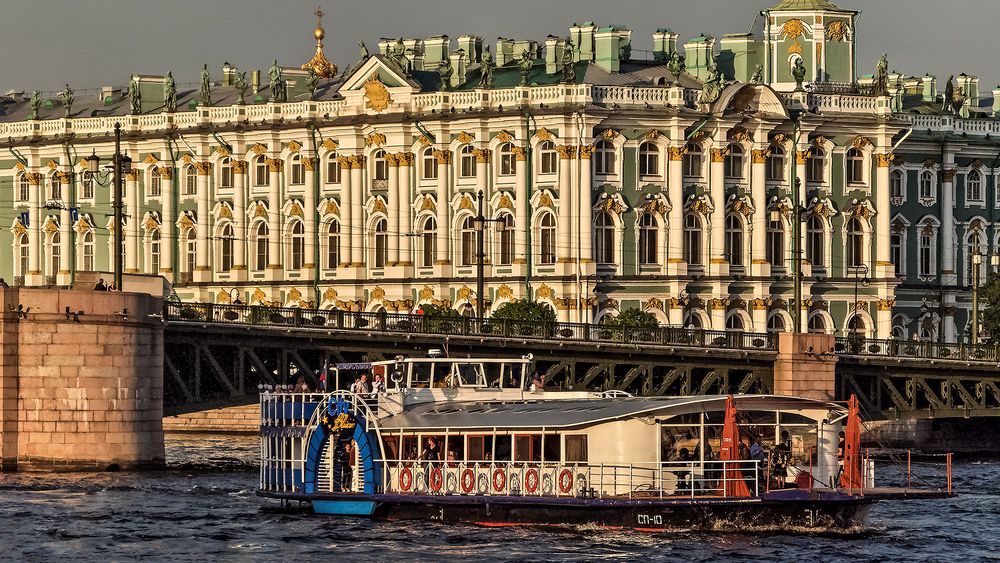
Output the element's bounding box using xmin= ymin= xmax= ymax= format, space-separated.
xmin=149 ymin=229 xmax=161 ymax=274
xmin=184 ymin=164 xmax=197 ymax=195
xmin=889 ymin=170 xmax=903 ymax=198
xmin=538 ymin=212 xmax=556 ymax=264
xmin=724 ymin=145 xmax=744 ymax=179
xmin=539 ymin=141 xmax=557 ymax=175
xmin=325 ymin=152 xmax=342 ymax=184
xmin=683 ymin=144 xmax=702 ymax=178
xmin=767 ymin=313 xmax=786 ymax=333
xmin=846 ymin=217 xmax=864 ymax=269
xmin=638 ymin=142 xmax=659 ymax=177
xmin=148 ymin=168 xmax=161 ymax=197
xmin=808 ymin=313 xmax=826 ymax=334
xmin=848 ymin=314 xmax=866 ymax=336
xmin=459 ymin=146 xmax=476 ymax=178
xmin=420 ymin=216 xmax=437 ymax=267
xmin=683 ymin=214 xmax=703 ymax=265
xmin=594 ymin=140 xmax=615 ymax=175
xmin=16 ymin=232 xmax=29 ymax=276
xmin=807 ymin=215 xmax=825 ymax=267
xmin=326 ymin=220 xmax=340 ymax=269
xmin=288 ymin=220 xmax=304 ymax=270
xmin=422 ymin=147 xmax=438 ymax=180
xmin=289 ymin=154 xmax=305 ymax=185
xmin=496 ymin=213 xmax=514 ymax=266
xmin=371 ymin=218 xmax=388 ymax=268
xmin=919 ymin=171 xmax=934 ymax=199
xmin=498 ymin=143 xmax=515 ymax=176
xmin=460 ymin=215 xmax=477 ymax=266
xmin=684 ymin=311 xmax=703 ymax=329
xmin=49 ymin=232 xmax=61 ymax=276
xmin=594 ymin=211 xmax=615 ymax=264
xmin=81 ymin=231 xmax=94 ymax=272
xmin=726 ymin=313 xmax=745 ymax=332
xmin=219 ymin=157 xmax=234 ymax=189
xmin=967 ymin=232 xmax=986 ymax=284
xmin=372 ymin=150 xmax=388 ymax=182
xmin=638 ymin=213 xmax=658 ymax=265
xmin=254 ymin=155 xmax=268 ymax=187
xmin=846 ymin=148 xmax=864 ymax=184
xmin=219 ymin=223 xmax=234 ymax=271
xmin=254 ymin=222 xmax=269 ymax=270
xmin=968 ymin=170 xmax=983 ymax=202
xmin=49 ymin=173 xmax=61 ymax=201
xmin=16 ymin=173 xmax=29 ymax=202
xmin=807 ymin=146 xmax=825 ymax=183
xmin=766 ymin=217 xmax=785 ymax=268
xmin=891 ymin=324 xmax=905 ymax=340
xmin=725 ymin=214 xmax=744 ymax=267
xmin=766 ymin=146 xmax=785 ymax=182
xmin=182 ymin=227 xmax=196 ymax=274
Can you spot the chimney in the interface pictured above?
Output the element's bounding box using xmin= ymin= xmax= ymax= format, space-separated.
xmin=594 ymin=27 xmax=631 ymax=73
xmin=683 ymin=34 xmax=716 ymax=81
xmin=458 ymin=35 xmax=483 ymax=64
xmin=495 ymin=37 xmax=515 ymax=66
xmin=993 ymin=86 xmax=1000 ymax=116
xmin=652 ymin=29 xmax=678 ymax=62
xmin=576 ymin=22 xmax=597 ymax=62
xmin=100 ymin=86 xmax=120 ymax=105
xmin=251 ymin=70 xmax=261 ymax=94
xmin=405 ymin=39 xmax=425 ymax=71
xmin=222 ymin=62 xmax=236 ymax=86
xmin=450 ymin=49 xmax=467 ymax=88
xmin=545 ymin=36 xmax=566 ymax=74
xmin=921 ymin=74 xmax=936 ymax=103
xmin=423 ymin=35 xmax=450 ymax=68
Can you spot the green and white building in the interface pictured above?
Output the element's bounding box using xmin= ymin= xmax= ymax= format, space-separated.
xmin=0 ymin=0 xmax=991 ymax=342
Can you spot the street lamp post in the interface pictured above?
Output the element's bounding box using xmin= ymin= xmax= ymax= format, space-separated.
xmin=851 ymin=263 xmax=871 ymax=338
xmin=788 ymin=107 xmax=804 ymax=333
xmin=972 ymin=252 xmax=983 ymax=345
xmin=473 ymin=190 xmax=506 ymax=320
xmin=85 ymin=122 xmax=131 ymax=291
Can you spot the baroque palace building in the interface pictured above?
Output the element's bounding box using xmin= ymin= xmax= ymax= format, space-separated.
xmin=0 ymin=0 xmax=996 ymax=342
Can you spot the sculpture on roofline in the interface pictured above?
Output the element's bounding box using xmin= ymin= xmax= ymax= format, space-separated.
xmin=942 ymin=75 xmax=955 ymax=113
xmin=438 ymin=56 xmax=453 ymax=91
xmin=128 ymin=77 xmax=141 ymax=114
xmin=268 ymin=59 xmax=280 ymax=91
xmin=699 ymin=56 xmax=725 ymax=104
xmin=199 ymin=64 xmax=212 ymax=106
xmin=61 ymin=84 xmax=74 ymax=118
xmin=359 ymin=40 xmax=370 ymax=60
xmin=518 ymin=49 xmax=533 ymax=87
xmin=29 ymin=90 xmax=41 ymax=119
xmin=163 ymin=72 xmax=176 ymax=112
xmin=560 ymin=40 xmax=576 ymax=84
xmin=234 ymin=71 xmax=248 ymax=105
xmin=479 ymin=46 xmax=495 ymax=89
xmin=750 ymin=64 xmax=764 ymax=85
xmin=392 ymin=38 xmax=407 ymax=70
xmin=667 ymin=51 xmax=685 ymax=85
xmin=305 ymin=68 xmax=319 ymax=100
xmin=791 ymin=58 xmax=807 ymax=91
xmin=873 ymin=53 xmax=889 ymax=96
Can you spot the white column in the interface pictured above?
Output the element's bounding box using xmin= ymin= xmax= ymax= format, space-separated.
xmin=194 ymin=161 xmax=211 ymax=282
xmin=266 ymin=157 xmax=283 ymax=278
xmin=874 ymin=151 xmax=892 ymax=279
xmin=349 ymin=155 xmax=364 ymax=266
xmin=556 ymin=145 xmax=574 ymax=265
xmin=709 ymin=148 xmax=727 ymax=276
xmin=232 ymin=160 xmax=248 ymax=279
xmin=666 ymin=147 xmax=684 ymax=275
xmin=398 ymin=153 xmax=414 ymax=267
xmin=159 ymin=166 xmax=174 ymax=276
xmin=303 ymin=154 xmax=317 ymax=275
xmin=26 ymin=172 xmax=42 ymax=283
xmin=434 ymin=150 xmax=451 ymax=266
xmin=514 ymin=147 xmax=528 ymax=264
xmin=387 ymin=153 xmax=401 ymax=266
xmin=578 ymin=146 xmax=593 ymax=265
xmin=125 ymin=170 xmax=140 ymax=273
xmin=338 ymin=156 xmax=353 ymax=266
xmin=58 ymin=171 xmax=73 ymax=285
xmin=942 ymin=149 xmax=957 ymax=342
xmin=750 ymin=148 xmax=768 ymax=276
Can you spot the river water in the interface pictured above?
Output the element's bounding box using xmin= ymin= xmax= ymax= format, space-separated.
xmin=0 ymin=434 xmax=995 ymax=562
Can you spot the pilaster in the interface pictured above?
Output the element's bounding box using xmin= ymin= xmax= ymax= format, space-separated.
xmin=231 ymin=162 xmax=248 ymax=281
xmin=193 ymin=161 xmax=212 ymax=282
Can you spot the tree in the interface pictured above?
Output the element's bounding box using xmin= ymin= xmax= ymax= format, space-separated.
xmin=980 ymin=272 xmax=1000 ymax=344
xmin=417 ymin=303 xmax=460 ymax=319
xmin=601 ymin=308 xmax=660 ymax=329
xmin=492 ymin=299 xmax=557 ymax=323
xmin=416 ymin=302 xmax=460 ymax=333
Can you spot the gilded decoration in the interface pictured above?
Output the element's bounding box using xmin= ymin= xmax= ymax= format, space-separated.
xmin=816 ymin=42 xmax=823 ymax=62
xmin=420 ymin=196 xmax=436 ymax=212
xmin=266 ymin=158 xmax=283 ymax=172
xmin=398 ymin=152 xmax=414 ymax=166
xmin=43 ymin=219 xmax=58 ymax=234
xmin=812 ymin=136 xmax=827 ymax=147
xmin=751 ymin=149 xmax=771 ymax=164
xmin=942 ymin=169 xmax=956 ymax=182
xmin=687 ymin=197 xmax=710 ymax=215
xmin=194 ymin=161 xmax=211 ymax=175
xmin=644 ymin=129 xmax=662 ymax=141
xmin=600 ymin=298 xmax=620 ymax=311
xmin=556 ymin=145 xmax=577 ymax=159
xmin=796 ymin=150 xmax=809 ymax=165
xmin=363 ymin=75 xmax=392 ymax=113
xmin=219 ymin=205 xmax=233 ymax=220
xmin=142 ymin=216 xmax=159 ymax=231
xmin=251 ymin=288 xmax=267 ymax=305
xmin=810 ymin=199 xmax=834 ymax=219
xmin=323 ymin=287 xmax=338 ymax=303
xmin=538 ymin=193 xmax=555 ymax=208
xmin=578 ymin=145 xmax=594 ymax=159
xmin=324 ymin=200 xmax=340 ymax=216
xmin=730 ymin=198 xmax=753 ymax=217
xmin=851 ymin=136 xmax=872 ymax=150
xmin=846 ymin=200 xmax=875 ymax=220
xmin=288 ymin=288 xmax=303 ymax=302
xmin=348 ymin=154 xmax=366 ymax=168
xmin=788 ymin=42 xmax=803 ymax=56
xmin=254 ymin=203 xmax=268 ymax=218
xmin=497 ymin=284 xmax=514 ymax=299
xmin=322 ymin=139 xmax=339 ymax=151
xmin=178 ymin=214 xmax=195 ymax=230
xmin=418 ymin=135 xmax=433 ymax=146
xmin=371 ymin=286 xmax=386 ymax=301
xmin=497 ymin=193 xmax=514 ymax=210
xmin=301 ymin=8 xmax=338 ymax=78
xmin=599 ymin=196 xmax=626 ymax=215
xmin=385 ymin=153 xmax=400 ymax=167
xmin=158 ymin=168 xmax=173 ymax=179
xmin=456 ymin=131 xmax=475 ymax=144
xmin=289 ymin=202 xmax=304 ymax=217
xmin=513 ymin=146 xmax=528 ymax=161
xmin=496 ymin=131 xmax=514 ymax=143
xmin=729 ymin=129 xmax=753 ymax=144
xmin=536 ymin=284 xmax=555 ymax=300
xmin=536 ymin=128 xmax=555 ymax=141
xmin=337 ymin=155 xmax=352 ymax=169
xmin=287 ymin=140 xmax=302 ymax=153
xmin=302 ymin=157 xmax=316 ymax=171
xmin=372 ymin=199 xmax=388 ymax=214
xmin=25 ymin=172 xmax=41 ymax=185
xmin=419 ymin=286 xmax=434 ymax=300
xmin=12 ymin=222 xmax=26 ymax=236
xmin=13 ymin=162 xmax=25 ymax=172
xmin=922 ymin=159 xmax=936 ymax=169
xmin=458 ymin=195 xmax=475 ymax=210
xmin=782 ymin=19 xmax=806 ymax=40
xmin=181 ymin=154 xmax=193 ymax=164
xmin=143 ymin=154 xmax=159 ymax=165
xmin=57 ymin=171 xmax=74 ymax=183
xmin=46 ymin=160 xmax=58 ymax=170
xmin=232 ymin=160 xmax=248 ymax=174
xmin=473 ymin=148 xmax=491 ymax=164
xmin=827 ymin=21 xmax=850 ymax=42
xmin=215 ymin=146 xmax=231 ymax=157
xmin=770 ymin=133 xmax=787 ymax=146
xmin=875 ymin=153 xmax=894 ymax=168
xmin=645 ymin=298 xmax=664 ymax=311
xmin=710 ymin=147 xmax=730 ymax=163
xmin=365 ymin=132 xmax=387 ymax=147
xmin=217 ymin=291 xmax=231 ymax=304
xmin=668 ymin=146 xmax=687 ymax=161
xmin=709 ymin=297 xmax=731 ymax=310
xmin=457 ymin=286 xmax=473 ymax=301
xmin=251 ymin=143 xmax=268 ymax=155
xmin=432 ymin=150 xmax=452 ymax=164
xmin=877 ymin=298 xmax=896 ymax=311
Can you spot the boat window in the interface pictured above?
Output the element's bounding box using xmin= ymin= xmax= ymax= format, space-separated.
xmin=542 ymin=434 xmax=560 ymax=462
xmin=505 ymin=363 xmax=525 ymax=389
xmin=514 ymin=435 xmax=540 ymax=462
xmin=484 ymin=363 xmax=502 ymax=387
xmin=401 ymin=436 xmax=418 ymax=460
xmin=467 ymin=435 xmax=487 ymax=461
xmin=443 ymin=436 xmax=464 ymax=462
xmin=410 ymin=363 xmax=432 ymax=388
xmin=493 ymin=436 xmax=512 ymax=461
xmin=658 ymin=413 xmax=701 ymax=425
xmin=660 ymin=425 xmax=700 ymax=462
xmin=383 ymin=436 xmax=400 ymax=460
xmin=564 ymin=435 xmax=587 ymax=463
xmin=451 ymin=363 xmax=485 ymax=387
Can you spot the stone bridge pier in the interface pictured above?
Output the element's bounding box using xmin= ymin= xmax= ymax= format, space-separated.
xmin=0 ymin=288 xmax=164 ymax=471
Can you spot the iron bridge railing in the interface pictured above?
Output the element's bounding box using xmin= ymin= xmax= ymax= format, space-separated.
xmin=835 ymin=336 xmax=1000 ymax=363
xmin=166 ymin=301 xmax=778 ymax=352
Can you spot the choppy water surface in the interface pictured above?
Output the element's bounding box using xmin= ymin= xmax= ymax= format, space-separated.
xmin=0 ymin=434 xmax=996 ymax=562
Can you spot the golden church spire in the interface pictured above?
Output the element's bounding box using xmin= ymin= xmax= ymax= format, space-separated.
xmin=302 ymin=7 xmax=338 ymax=78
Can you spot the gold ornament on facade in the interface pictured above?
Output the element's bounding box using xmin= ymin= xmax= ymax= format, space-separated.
xmin=349 ymin=154 xmax=366 ymax=168
xmin=512 ymin=146 xmax=528 ymax=161
xmin=419 ymin=286 xmax=435 ymax=300
xmin=254 ymin=203 xmax=268 ymax=218
xmin=497 ymin=284 xmax=513 ymax=299
xmin=497 ymin=193 xmax=514 ymax=210
xmin=810 ymin=200 xmax=834 ymax=219
xmin=599 ymin=196 xmax=626 ymax=215
xmin=57 ymin=171 xmax=74 ymax=183
xmin=43 ymin=219 xmax=59 ymax=234
xmin=365 ymin=131 xmax=387 ymax=147
xmin=12 ymin=222 xmax=27 ymax=236
xmin=399 ymin=152 xmax=415 ymax=166
xmin=303 ymin=157 xmax=317 ymax=171
xmin=457 ymin=286 xmax=473 ymax=301
xmin=45 ymin=160 xmax=58 ymax=170
xmin=385 ymin=153 xmax=400 ymax=167
xmin=142 ymin=216 xmax=159 ymax=231
xmin=143 ymin=154 xmax=159 ymax=165
xmin=215 ymin=146 xmax=231 ymax=157
xmin=782 ymin=19 xmax=806 ymax=40
xmin=179 ymin=214 xmax=196 ymax=230
xmin=323 ymin=287 xmax=338 ymax=302
xmin=218 ymin=205 xmax=233 ymax=220
xmin=875 ymin=153 xmax=894 ymax=168
xmin=644 ymin=297 xmax=664 ymax=311
xmin=371 ymin=199 xmax=387 ymax=214
xmin=556 ymin=145 xmax=577 ymax=160
xmin=710 ymin=147 xmax=731 ymax=163
xmin=751 ymin=149 xmax=771 ymax=164
xmin=578 ymin=145 xmax=594 ymax=160
xmin=456 ymin=131 xmax=475 ymax=144
xmin=751 ymin=298 xmax=768 ymax=311
xmin=827 ymin=20 xmax=849 ymax=42
xmin=788 ymin=42 xmax=803 ymax=56
xmin=364 ymin=72 xmax=392 ymax=112
xmin=846 ymin=200 xmax=874 ymax=219
xmin=458 ymin=195 xmax=475 ymax=210
xmin=181 ymin=154 xmax=193 ymax=164
xmin=217 ymin=291 xmax=231 ymax=304
xmin=371 ymin=286 xmax=386 ymax=301
xmin=232 ymin=160 xmax=248 ymax=174
xmin=324 ymin=200 xmax=340 ymax=216
xmin=770 ymin=133 xmax=787 ymax=146
xmin=473 ymin=148 xmax=491 ymax=164
xmin=921 ymin=159 xmax=936 ymax=169
xmin=942 ymin=169 xmax=956 ymax=182
xmin=642 ymin=198 xmax=669 ymax=216
xmin=194 ymin=161 xmax=211 ymax=175
xmin=538 ymin=193 xmax=555 ymax=208
xmin=730 ymin=198 xmax=753 ymax=217
xmin=668 ymin=146 xmax=688 ymax=161
xmin=495 ymin=131 xmax=514 ymax=143
xmin=289 ymin=201 xmax=304 ymax=217
xmin=536 ymin=128 xmax=555 ymax=141
xmin=25 ymin=172 xmax=41 ymax=185
xmin=811 ymin=136 xmax=827 ymax=148
xmin=288 ymin=288 xmax=303 ymax=302
xmin=251 ymin=143 xmax=268 ymax=155
xmin=877 ymin=298 xmax=896 ymax=311
xmin=417 ymin=135 xmax=433 ymax=147
xmin=251 ymin=288 xmax=267 ymax=305
xmin=301 ymin=8 xmax=338 ymax=78
xmin=796 ymin=150 xmax=810 ymax=165
xmin=420 ymin=196 xmax=436 ymax=212
xmin=432 ymin=150 xmax=451 ymax=164
xmin=644 ymin=129 xmax=662 ymax=141
xmin=322 ymin=139 xmax=339 ymax=151
xmin=600 ymin=298 xmax=620 ymax=311
xmin=536 ymin=284 xmax=555 ymax=300
xmin=729 ymin=129 xmax=753 ymax=144
xmin=851 ymin=136 xmax=872 ymax=150
xmin=266 ymin=158 xmax=283 ymax=172
xmin=287 ymin=140 xmax=302 ymax=153
xmin=816 ymin=42 xmax=822 ymax=62
xmin=337 ymin=155 xmax=352 ymax=169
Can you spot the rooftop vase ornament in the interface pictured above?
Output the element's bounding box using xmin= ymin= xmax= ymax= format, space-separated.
xmin=873 ymin=53 xmax=889 ymax=96
xmin=518 ymin=50 xmax=533 ymax=87
xmin=29 ymin=90 xmax=41 ymax=119
xmin=667 ymin=51 xmax=685 ymax=85
xmin=750 ymin=64 xmax=764 ymax=85
xmin=163 ymin=71 xmax=176 ymax=112
xmin=128 ymin=77 xmax=141 ymax=114
xmin=199 ymin=64 xmax=212 ymax=106
xmin=305 ymin=68 xmax=319 ymax=100
xmin=234 ymin=71 xmax=248 ymax=105
xmin=560 ymin=40 xmax=576 ymax=84
xmin=61 ymin=84 xmax=74 ymax=118
xmin=792 ymin=58 xmax=807 ymax=91
xmin=438 ymin=57 xmax=453 ymax=91
xmin=479 ymin=46 xmax=495 ymax=89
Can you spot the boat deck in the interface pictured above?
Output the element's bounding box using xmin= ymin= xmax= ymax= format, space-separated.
xmin=811 ymin=487 xmax=954 ymax=500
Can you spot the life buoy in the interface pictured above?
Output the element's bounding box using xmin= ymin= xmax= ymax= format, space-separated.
xmin=399 ymin=466 xmax=413 ymax=492
xmin=524 ymin=468 xmax=539 ymax=493
xmin=430 ymin=467 xmax=444 ymax=492
xmin=492 ymin=468 xmax=506 ymax=492
xmin=558 ymin=469 xmax=574 ymax=494
xmin=461 ymin=468 xmax=475 ymax=493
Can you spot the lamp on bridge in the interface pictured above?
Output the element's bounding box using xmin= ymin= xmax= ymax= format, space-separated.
xmin=84 ymin=122 xmax=132 ymax=292
xmin=473 ymin=189 xmax=507 ymax=320
xmin=850 ymin=263 xmax=871 ymax=341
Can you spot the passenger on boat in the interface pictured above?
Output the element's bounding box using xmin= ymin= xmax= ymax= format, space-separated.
xmin=421 ymin=438 xmax=441 ymax=462
xmin=772 ymin=431 xmax=793 ymax=488
xmin=293 ymin=376 xmax=310 ymax=393
xmin=370 ymin=374 xmax=386 ymax=397
xmin=351 ymin=374 xmax=371 ymax=395
xmin=529 ymin=372 xmax=544 ymax=391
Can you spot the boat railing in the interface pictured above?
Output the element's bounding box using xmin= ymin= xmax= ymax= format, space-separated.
xmin=379 ymin=459 xmax=761 ymax=500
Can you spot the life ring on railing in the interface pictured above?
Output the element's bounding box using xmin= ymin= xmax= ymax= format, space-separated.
xmin=492 ymin=468 xmax=506 ymax=492
xmin=558 ymin=469 xmax=574 ymax=494
xmin=429 ymin=467 xmax=444 ymax=492
xmin=524 ymin=468 xmax=539 ymax=493
xmin=461 ymin=468 xmax=475 ymax=493
xmin=399 ymin=466 xmax=413 ymax=492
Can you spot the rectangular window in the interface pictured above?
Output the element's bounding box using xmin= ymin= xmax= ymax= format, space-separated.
xmin=220 ymin=164 xmax=234 ymax=189
xmin=564 ymin=435 xmax=587 ymax=462
xmin=81 ymin=176 xmax=94 ymax=199
xmin=540 ymin=148 xmax=557 ymax=175
xmin=919 ymin=234 xmax=933 ymax=277
xmin=326 ymin=157 xmax=342 ymax=184
xmin=890 ymin=233 xmax=902 ymax=277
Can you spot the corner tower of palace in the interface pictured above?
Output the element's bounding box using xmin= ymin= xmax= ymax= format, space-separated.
xmin=0 ymin=1 xmax=993 ymax=344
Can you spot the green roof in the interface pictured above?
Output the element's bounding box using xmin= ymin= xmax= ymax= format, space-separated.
xmin=769 ymin=0 xmax=841 ymax=10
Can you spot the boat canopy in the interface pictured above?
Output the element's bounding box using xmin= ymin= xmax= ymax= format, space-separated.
xmin=377 ymin=394 xmax=845 ymax=431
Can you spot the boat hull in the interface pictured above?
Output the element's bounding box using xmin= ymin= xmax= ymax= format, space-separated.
xmin=262 ymin=491 xmax=873 ymax=532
